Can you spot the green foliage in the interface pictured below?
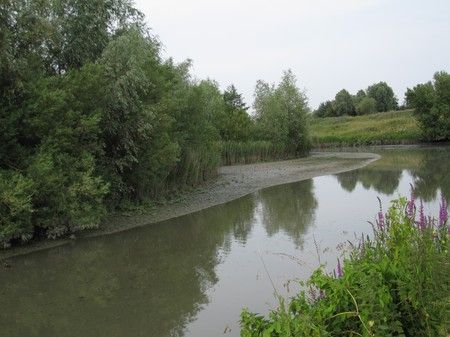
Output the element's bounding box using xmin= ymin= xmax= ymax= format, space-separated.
xmin=334 ymin=89 xmax=356 ymax=116
xmin=169 ymin=80 xmax=222 ymax=188
xmin=223 ymin=84 xmax=248 ymax=111
xmin=241 ymin=198 xmax=449 ymax=336
xmin=315 ymin=82 xmax=398 ymax=119
xmin=0 ymin=1 xmax=312 ymax=247
xmin=356 ymin=96 xmax=377 ymax=115
xmin=217 ymin=84 xmax=253 ymax=141
xmin=406 ymin=71 xmax=450 ymax=141
xmin=0 ymin=171 xmax=34 ymax=247
xmin=353 ymin=89 xmax=367 ymax=105
xmin=254 ymin=70 xmax=311 ymax=156
xmin=221 ymin=141 xmax=286 ymax=165
xmin=310 ymin=110 xmax=420 ymax=147
xmin=28 ymin=150 xmax=109 ymax=237
xmin=314 ymin=101 xmax=334 ymax=118
xmin=366 ymin=81 xmax=398 ymax=112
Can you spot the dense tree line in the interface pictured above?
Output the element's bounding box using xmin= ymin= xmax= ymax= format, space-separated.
xmin=314 ymin=82 xmax=398 ymax=117
xmin=0 ymin=0 xmax=311 ymax=247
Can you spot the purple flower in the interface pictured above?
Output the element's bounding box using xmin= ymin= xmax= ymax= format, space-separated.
xmin=439 ymin=194 xmax=448 ymax=227
xmin=377 ymin=211 xmax=385 ymax=231
xmin=336 ymin=258 xmax=343 ymax=278
xmin=418 ymin=200 xmax=426 ymax=230
xmin=407 ymin=187 xmax=416 ymax=219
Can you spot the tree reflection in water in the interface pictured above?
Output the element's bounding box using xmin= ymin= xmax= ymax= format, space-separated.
xmin=335 ymin=147 xmax=449 ymax=203
xmin=259 ymin=179 xmax=318 ymax=249
xmin=0 ymin=194 xmax=257 ymax=337
xmin=1 ymin=147 xmax=448 ymax=337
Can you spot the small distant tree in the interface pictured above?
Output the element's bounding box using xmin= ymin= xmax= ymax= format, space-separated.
xmin=356 ymin=96 xmax=377 ymax=115
xmin=334 ymin=89 xmax=356 ymax=116
xmin=405 ymin=71 xmax=450 ymax=141
xmin=315 ymin=101 xmax=335 ymax=118
xmin=352 ymin=89 xmax=366 ymax=106
xmin=367 ymin=82 xmax=398 ymax=112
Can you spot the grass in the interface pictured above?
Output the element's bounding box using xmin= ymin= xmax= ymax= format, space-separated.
xmin=310 ymin=110 xmax=421 ymax=148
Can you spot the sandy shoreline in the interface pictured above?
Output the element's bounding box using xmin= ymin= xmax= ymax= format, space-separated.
xmin=0 ymin=152 xmax=379 ymax=260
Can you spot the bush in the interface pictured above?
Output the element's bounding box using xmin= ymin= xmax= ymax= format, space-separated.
xmin=241 ymin=195 xmax=449 ymax=336
xmin=28 ymin=150 xmax=109 ymax=238
xmin=0 ymin=171 xmax=34 ymax=247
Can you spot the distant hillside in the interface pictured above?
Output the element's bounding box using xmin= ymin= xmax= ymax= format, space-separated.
xmin=310 ymin=110 xmax=421 ymax=147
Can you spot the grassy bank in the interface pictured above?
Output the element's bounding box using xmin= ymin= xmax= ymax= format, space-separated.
xmin=310 ymin=110 xmax=421 ymax=147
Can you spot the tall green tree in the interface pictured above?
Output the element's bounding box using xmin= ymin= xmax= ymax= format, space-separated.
xmin=352 ymin=89 xmax=366 ymax=107
xmin=50 ymin=0 xmax=144 ymax=72
xmin=334 ymin=89 xmax=356 ymax=116
xmin=405 ymin=71 xmax=450 ymax=141
xmin=218 ymin=85 xmax=252 ymax=141
xmin=254 ymin=70 xmax=310 ymax=155
xmin=367 ymin=82 xmax=398 ymax=112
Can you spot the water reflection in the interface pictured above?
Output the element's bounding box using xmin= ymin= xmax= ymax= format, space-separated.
xmin=0 ymin=181 xmax=318 ymax=337
xmin=336 ymin=169 xmax=402 ymax=194
xmin=335 ymin=147 xmax=450 ymax=201
xmin=259 ymin=180 xmax=317 ymax=248
xmin=0 ymin=147 xmax=448 ymax=337
xmin=0 ymin=195 xmax=257 ymax=337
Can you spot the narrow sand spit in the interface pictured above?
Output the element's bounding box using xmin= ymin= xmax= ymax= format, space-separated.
xmin=1 ymin=152 xmax=379 ymax=259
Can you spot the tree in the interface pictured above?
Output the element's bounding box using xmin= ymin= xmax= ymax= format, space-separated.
xmin=405 ymin=71 xmax=450 ymax=141
xmin=356 ymin=96 xmax=377 ymax=115
xmin=215 ymin=84 xmax=253 ymax=141
xmin=223 ymin=84 xmax=248 ymax=111
xmin=367 ymin=82 xmax=398 ymax=112
xmin=334 ymin=89 xmax=356 ymax=116
xmin=253 ymin=70 xmax=310 ymax=155
xmin=50 ymin=0 xmax=145 ymax=71
xmin=315 ymin=101 xmax=334 ymax=118
xmin=353 ymin=89 xmax=366 ymax=106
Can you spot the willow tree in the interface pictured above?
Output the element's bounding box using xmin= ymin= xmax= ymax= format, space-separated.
xmin=254 ymin=70 xmax=311 ymax=156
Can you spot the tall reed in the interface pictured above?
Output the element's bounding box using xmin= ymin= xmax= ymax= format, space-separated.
xmin=220 ymin=141 xmax=292 ymax=165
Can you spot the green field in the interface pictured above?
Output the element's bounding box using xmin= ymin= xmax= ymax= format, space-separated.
xmin=310 ymin=110 xmax=421 ymax=147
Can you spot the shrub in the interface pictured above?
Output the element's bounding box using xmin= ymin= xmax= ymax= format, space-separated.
xmin=0 ymin=171 xmax=34 ymax=247
xmin=241 ymin=194 xmax=449 ymax=336
xmin=28 ymin=150 xmax=109 ymax=238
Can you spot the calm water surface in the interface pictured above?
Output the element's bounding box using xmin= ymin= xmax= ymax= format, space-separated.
xmin=1 ymin=147 xmax=449 ymax=337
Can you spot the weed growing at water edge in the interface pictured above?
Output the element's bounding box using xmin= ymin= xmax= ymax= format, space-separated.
xmin=240 ymin=193 xmax=449 ymax=336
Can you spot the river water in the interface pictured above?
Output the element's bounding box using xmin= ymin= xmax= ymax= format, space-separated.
xmin=0 ymin=147 xmax=449 ymax=337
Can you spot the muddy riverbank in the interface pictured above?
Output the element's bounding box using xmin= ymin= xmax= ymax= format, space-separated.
xmin=0 ymin=152 xmax=379 ymax=260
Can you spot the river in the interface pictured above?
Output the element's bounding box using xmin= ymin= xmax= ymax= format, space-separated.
xmin=0 ymin=146 xmax=448 ymax=337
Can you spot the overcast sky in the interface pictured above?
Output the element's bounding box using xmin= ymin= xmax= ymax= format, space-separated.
xmin=134 ymin=0 xmax=450 ymax=109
